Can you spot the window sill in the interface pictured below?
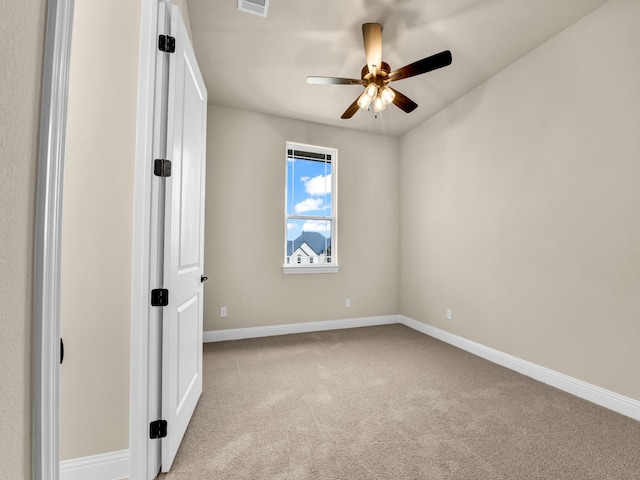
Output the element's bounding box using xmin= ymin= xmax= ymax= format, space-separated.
xmin=282 ymin=265 xmax=340 ymax=275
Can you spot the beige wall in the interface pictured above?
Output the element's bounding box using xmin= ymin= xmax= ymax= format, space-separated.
xmin=400 ymin=0 xmax=640 ymax=401
xmin=0 ymin=2 xmax=47 ymax=477
xmin=59 ymin=0 xmax=142 ymax=460
xmin=204 ymin=106 xmax=400 ymax=330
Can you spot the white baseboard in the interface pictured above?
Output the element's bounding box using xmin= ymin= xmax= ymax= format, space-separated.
xmin=398 ymin=315 xmax=640 ymax=422
xmin=203 ymin=315 xmax=399 ymax=343
xmin=60 ymin=449 xmax=129 ymax=480
xmin=203 ymin=314 xmax=640 ymax=422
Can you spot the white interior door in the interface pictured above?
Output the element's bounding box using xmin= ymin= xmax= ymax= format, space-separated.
xmin=161 ymin=4 xmax=208 ymax=472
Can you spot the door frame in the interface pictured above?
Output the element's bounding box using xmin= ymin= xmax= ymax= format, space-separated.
xmin=33 ymin=1 xmax=162 ymax=479
xmin=130 ymin=0 xmax=164 ymax=479
xmin=33 ymin=0 xmax=74 ymax=479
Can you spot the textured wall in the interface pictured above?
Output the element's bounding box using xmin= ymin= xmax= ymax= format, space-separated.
xmin=204 ymin=106 xmax=400 ymax=331
xmin=400 ymin=0 xmax=640 ymax=401
xmin=0 ymin=1 xmax=47 ymax=478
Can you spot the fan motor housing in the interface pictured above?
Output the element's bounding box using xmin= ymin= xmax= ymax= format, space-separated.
xmin=361 ymin=62 xmax=391 ymax=84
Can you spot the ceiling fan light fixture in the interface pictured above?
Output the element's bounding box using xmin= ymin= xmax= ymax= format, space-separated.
xmin=373 ymin=95 xmax=386 ymax=113
xmin=364 ymin=82 xmax=378 ymax=100
xmin=380 ymin=85 xmax=395 ymax=106
xmin=357 ymin=91 xmax=372 ymax=110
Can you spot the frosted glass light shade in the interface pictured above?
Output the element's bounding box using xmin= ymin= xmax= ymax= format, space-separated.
xmin=357 ymin=91 xmax=372 ymax=110
xmin=373 ymin=95 xmax=385 ymax=112
xmin=380 ymin=85 xmax=395 ymax=105
xmin=364 ymin=82 xmax=378 ymax=100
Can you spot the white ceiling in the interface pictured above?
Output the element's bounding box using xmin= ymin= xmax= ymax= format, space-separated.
xmin=187 ymin=0 xmax=609 ymax=137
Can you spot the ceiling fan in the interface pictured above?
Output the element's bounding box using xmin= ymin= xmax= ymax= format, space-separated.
xmin=307 ymin=23 xmax=452 ymax=119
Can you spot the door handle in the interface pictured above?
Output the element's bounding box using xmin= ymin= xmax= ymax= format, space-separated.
xmin=201 ymin=275 xmax=208 ymax=283
xmin=60 ymin=338 xmax=64 ymax=364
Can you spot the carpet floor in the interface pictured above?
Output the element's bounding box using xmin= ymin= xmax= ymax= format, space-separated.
xmin=158 ymin=324 xmax=640 ymax=479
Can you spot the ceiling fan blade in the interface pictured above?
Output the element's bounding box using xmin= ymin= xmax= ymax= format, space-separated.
xmin=307 ymin=76 xmax=365 ymax=85
xmin=389 ymin=50 xmax=452 ymax=82
xmin=390 ymin=88 xmax=418 ymax=113
xmin=362 ymin=23 xmax=382 ymax=77
xmin=341 ymin=97 xmax=361 ymax=119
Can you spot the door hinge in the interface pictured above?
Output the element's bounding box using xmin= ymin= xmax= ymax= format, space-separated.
xmin=151 ymin=288 xmax=169 ymax=307
xmin=154 ymin=159 xmax=172 ymax=177
xmin=150 ymin=420 xmax=167 ymax=439
xmin=158 ymin=34 xmax=175 ymax=53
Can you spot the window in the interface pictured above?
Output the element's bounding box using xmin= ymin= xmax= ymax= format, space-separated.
xmin=284 ymin=142 xmax=338 ymax=274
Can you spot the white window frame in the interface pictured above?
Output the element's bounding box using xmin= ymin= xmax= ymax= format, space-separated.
xmin=283 ymin=142 xmax=339 ymax=274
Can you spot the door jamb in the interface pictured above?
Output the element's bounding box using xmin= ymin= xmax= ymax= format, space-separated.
xmin=33 ymin=1 xmax=74 ymax=479
xmin=130 ymin=0 xmax=163 ymax=479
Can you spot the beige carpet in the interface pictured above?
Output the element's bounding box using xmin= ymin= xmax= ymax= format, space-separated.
xmin=158 ymin=324 xmax=640 ymax=479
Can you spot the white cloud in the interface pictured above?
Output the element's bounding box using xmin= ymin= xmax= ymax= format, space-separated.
xmin=302 ymin=220 xmax=331 ymax=233
xmin=287 ymin=222 xmax=297 ymax=230
xmin=300 ymin=176 xmax=310 ymax=182
xmin=305 ymin=174 xmax=331 ymax=196
xmin=294 ymin=198 xmax=324 ymax=214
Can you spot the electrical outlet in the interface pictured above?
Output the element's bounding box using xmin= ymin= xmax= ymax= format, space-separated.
xmin=346 ymin=298 xmax=351 ymax=308
xmin=446 ymin=308 xmax=452 ymax=320
xmin=221 ymin=306 xmax=227 ymax=317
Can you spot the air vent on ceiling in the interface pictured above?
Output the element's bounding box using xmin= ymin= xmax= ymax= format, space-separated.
xmin=238 ymin=0 xmax=269 ymax=17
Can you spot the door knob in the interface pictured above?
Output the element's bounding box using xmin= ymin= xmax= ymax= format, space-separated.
xmin=201 ymin=275 xmax=208 ymax=283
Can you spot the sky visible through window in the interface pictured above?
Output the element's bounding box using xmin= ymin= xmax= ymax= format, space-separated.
xmin=286 ymin=156 xmax=332 ymax=242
